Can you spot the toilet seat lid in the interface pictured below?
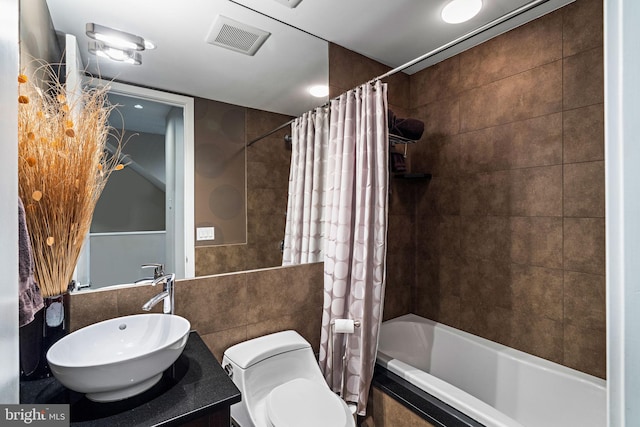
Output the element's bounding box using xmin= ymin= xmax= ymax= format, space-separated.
xmin=266 ymin=378 xmax=350 ymax=427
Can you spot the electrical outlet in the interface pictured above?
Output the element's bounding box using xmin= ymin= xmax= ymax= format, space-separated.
xmin=196 ymin=226 xmax=215 ymax=241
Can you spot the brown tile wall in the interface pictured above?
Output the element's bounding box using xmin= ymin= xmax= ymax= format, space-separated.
xmin=329 ymin=44 xmax=410 ymax=117
xmin=365 ymin=387 xmax=436 ymax=427
xmin=193 ymin=98 xmax=247 ymax=248
xmin=70 ymin=262 xmax=324 ymax=361
xmin=410 ymin=0 xmax=605 ymax=378
xmin=195 ymin=108 xmax=293 ymax=276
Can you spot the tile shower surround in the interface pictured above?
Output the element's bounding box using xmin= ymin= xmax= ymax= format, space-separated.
xmin=330 ymin=0 xmax=604 ymax=379
xmin=410 ymin=0 xmax=604 ymax=378
xmin=70 ymin=2 xmax=604 ymax=404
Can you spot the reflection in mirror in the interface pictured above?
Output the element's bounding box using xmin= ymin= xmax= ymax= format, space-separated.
xmin=74 ymin=81 xmax=195 ymax=289
xmin=194 ymin=106 xmax=293 ymax=276
xmin=193 ymin=99 xmax=247 ymax=249
xmin=45 ymin=0 xmax=329 ymax=117
xmin=78 ymin=94 xmax=175 ymax=289
xmin=43 ymin=0 xmax=329 ymax=288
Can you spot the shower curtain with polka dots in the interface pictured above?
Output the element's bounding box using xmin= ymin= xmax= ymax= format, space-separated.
xmin=282 ymin=106 xmax=329 ymax=265
xmin=318 ymin=80 xmax=389 ymax=416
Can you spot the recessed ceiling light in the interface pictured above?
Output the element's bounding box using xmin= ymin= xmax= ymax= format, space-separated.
xmin=308 ymin=85 xmax=329 ymax=98
xmin=441 ymin=0 xmax=482 ymax=24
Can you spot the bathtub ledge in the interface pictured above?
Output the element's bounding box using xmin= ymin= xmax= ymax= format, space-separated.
xmin=373 ymin=365 xmax=486 ymax=427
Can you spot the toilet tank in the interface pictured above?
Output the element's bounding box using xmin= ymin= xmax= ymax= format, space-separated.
xmin=222 ymin=331 xmax=326 ymax=425
xmin=224 ymin=330 xmax=312 ymax=370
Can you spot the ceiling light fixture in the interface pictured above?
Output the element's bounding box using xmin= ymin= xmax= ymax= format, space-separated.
xmin=88 ymin=41 xmax=142 ymax=65
xmin=441 ymin=0 xmax=483 ymax=24
xmin=134 ymin=104 xmax=144 ymax=109
xmin=308 ymin=85 xmax=329 ymax=98
xmin=86 ymin=23 xmax=146 ymax=51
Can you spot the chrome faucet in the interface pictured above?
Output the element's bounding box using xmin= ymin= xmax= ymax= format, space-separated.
xmin=138 ymin=264 xmax=176 ymax=314
xmin=141 ymin=273 xmax=176 ymax=314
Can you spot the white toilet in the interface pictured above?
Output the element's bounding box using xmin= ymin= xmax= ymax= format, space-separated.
xmin=222 ymin=330 xmax=356 ymax=427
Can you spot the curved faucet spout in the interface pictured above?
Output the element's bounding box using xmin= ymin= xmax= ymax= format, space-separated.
xmin=141 ymin=273 xmax=176 ymax=314
xmin=142 ymin=291 xmax=170 ymax=311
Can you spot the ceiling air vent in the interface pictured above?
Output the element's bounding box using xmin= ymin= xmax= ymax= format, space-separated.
xmin=205 ymin=15 xmax=270 ymax=56
xmin=272 ymin=0 xmax=303 ymax=8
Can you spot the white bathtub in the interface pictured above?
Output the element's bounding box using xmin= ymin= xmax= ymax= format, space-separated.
xmin=376 ymin=314 xmax=606 ymax=427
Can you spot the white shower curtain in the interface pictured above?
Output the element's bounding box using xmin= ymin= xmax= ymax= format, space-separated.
xmin=282 ymin=107 xmax=329 ymax=265
xmin=319 ymin=80 xmax=389 ymax=415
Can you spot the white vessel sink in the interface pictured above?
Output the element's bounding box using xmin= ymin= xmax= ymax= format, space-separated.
xmin=46 ymin=313 xmax=191 ymax=402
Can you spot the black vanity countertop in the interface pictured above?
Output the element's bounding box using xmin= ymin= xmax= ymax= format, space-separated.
xmin=20 ymin=332 xmax=241 ymax=427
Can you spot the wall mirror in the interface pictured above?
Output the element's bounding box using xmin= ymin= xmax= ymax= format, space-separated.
xmin=39 ymin=0 xmax=329 ymax=289
xmin=21 ymin=0 xmax=574 ymax=289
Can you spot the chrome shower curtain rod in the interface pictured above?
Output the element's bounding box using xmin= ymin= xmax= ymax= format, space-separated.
xmin=246 ymin=0 xmax=556 ymax=148
xmin=246 ymin=119 xmax=295 ymax=147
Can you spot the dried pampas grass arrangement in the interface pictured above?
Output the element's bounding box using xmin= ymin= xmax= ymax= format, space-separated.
xmin=17 ymin=64 xmax=124 ymax=298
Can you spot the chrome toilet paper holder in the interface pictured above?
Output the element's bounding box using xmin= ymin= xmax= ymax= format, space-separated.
xmin=328 ymin=318 xmax=361 ymax=402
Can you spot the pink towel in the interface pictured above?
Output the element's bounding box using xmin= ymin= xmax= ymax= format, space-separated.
xmin=18 ymin=198 xmax=44 ymax=327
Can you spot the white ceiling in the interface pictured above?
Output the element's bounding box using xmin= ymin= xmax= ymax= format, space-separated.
xmin=45 ymin=0 xmax=574 ymax=117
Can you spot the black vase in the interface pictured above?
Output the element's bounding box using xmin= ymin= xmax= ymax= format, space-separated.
xmin=20 ymin=291 xmax=70 ymax=381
